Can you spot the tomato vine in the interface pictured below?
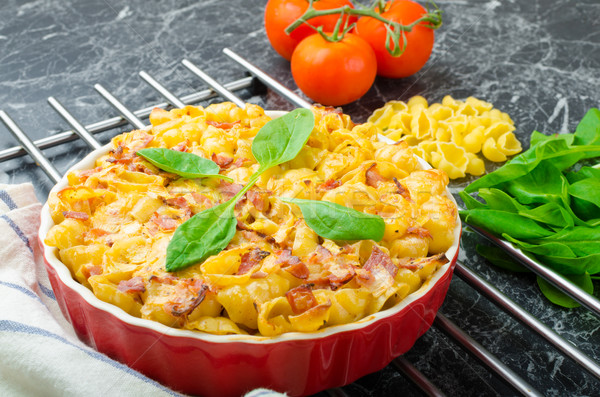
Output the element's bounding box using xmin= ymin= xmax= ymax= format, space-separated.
xmin=284 ymin=0 xmax=442 ymax=57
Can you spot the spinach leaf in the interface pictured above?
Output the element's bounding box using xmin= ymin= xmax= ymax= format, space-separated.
xmin=503 ymin=235 xmax=577 ymax=258
xmin=540 ymin=252 xmax=600 ymax=275
xmin=460 ymin=209 xmax=554 ymax=239
xmin=475 ymin=244 xmax=529 ymax=273
xmin=136 ymin=148 xmax=232 ymax=181
xmin=574 ymin=108 xmax=600 ymax=146
xmin=464 ymin=140 xmax=600 ymax=193
xmin=165 ymin=110 xmax=317 ymax=272
xmin=252 ymin=108 xmax=315 ymax=170
xmin=569 ymin=177 xmax=600 ymax=210
xmin=517 ymin=202 xmax=574 ymax=229
xmin=280 ymin=197 xmax=385 ymax=241
xmin=165 ymin=201 xmax=237 ymax=272
xmin=503 ymin=161 xmax=569 ymax=207
xmin=536 ymin=273 xmax=593 ymax=308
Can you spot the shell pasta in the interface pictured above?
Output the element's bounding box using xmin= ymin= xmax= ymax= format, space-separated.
xmin=369 ymin=95 xmax=522 ymax=179
xmin=45 ymin=103 xmax=456 ymax=337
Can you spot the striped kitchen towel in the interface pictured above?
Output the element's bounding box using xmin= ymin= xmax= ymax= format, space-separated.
xmin=0 ymin=183 xmax=284 ymax=397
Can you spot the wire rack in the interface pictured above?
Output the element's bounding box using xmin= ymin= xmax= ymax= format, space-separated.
xmin=2 ymin=48 xmax=599 ymax=397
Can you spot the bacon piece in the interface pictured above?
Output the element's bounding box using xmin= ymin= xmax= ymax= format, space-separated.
xmin=88 ymin=228 xmax=110 ymax=238
xmin=238 ymin=248 xmax=270 ymax=275
xmin=191 ymin=192 xmax=213 ymax=208
xmin=212 ymin=153 xmax=234 ymax=169
xmin=393 ymin=177 xmax=412 ymax=201
xmin=168 ymin=282 xmax=209 ymax=317
xmin=79 ymin=166 xmax=102 ymax=178
xmin=250 ymin=271 xmax=268 ymax=279
xmin=407 ymin=226 xmax=432 ymax=240
xmin=149 ymin=274 xmax=179 ymax=285
xmin=327 ymin=263 xmax=356 ymax=289
xmin=232 ymin=158 xmax=249 ymax=168
xmin=399 ymin=253 xmax=449 ymax=270
xmin=306 ymin=245 xmax=333 ymax=265
xmin=165 ymin=196 xmax=192 ymax=217
xmin=284 ymin=262 xmax=310 ymax=279
xmin=81 ymin=264 xmax=102 ymax=279
xmin=107 ymin=153 xmax=135 ymax=165
xmin=218 ymin=180 xmax=243 ymax=200
xmin=110 ymin=145 xmax=124 ymax=158
xmin=247 ymin=189 xmax=271 ymax=212
xmin=318 ymin=179 xmax=342 ymax=191
xmin=63 ymin=211 xmax=89 ymax=221
xmin=172 ymin=141 xmax=190 ymax=152
xmin=117 ymin=277 xmax=146 ymax=294
xmin=286 ymin=285 xmax=317 ymax=315
xmin=206 ymin=120 xmax=240 ymax=130
xmin=365 ymin=163 xmax=387 ymax=188
xmin=363 ymin=246 xmax=398 ymax=278
xmin=150 ymin=213 xmax=179 ymax=231
xmin=131 ymin=132 xmax=154 ymax=151
xmin=276 ymin=249 xmax=302 ymax=267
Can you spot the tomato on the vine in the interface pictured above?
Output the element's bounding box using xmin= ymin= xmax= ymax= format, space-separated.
xmin=291 ymin=32 xmax=377 ymax=106
xmin=355 ymin=0 xmax=435 ymax=78
xmin=264 ymin=0 xmax=356 ymax=61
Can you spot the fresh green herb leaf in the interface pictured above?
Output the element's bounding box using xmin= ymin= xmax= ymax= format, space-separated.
xmin=464 ymin=140 xmax=600 ymax=193
xmin=280 ymin=197 xmax=385 ymax=241
xmin=462 ymin=107 xmax=600 ymax=307
xmin=165 ymin=201 xmax=237 ymax=272
xmin=574 ymin=108 xmax=600 ymax=146
xmin=475 ymin=244 xmax=530 ymax=273
xmin=536 ymin=273 xmax=593 ymax=308
xmin=252 ymin=108 xmax=315 ymax=170
xmin=517 ymin=203 xmax=574 ymax=229
xmin=503 ymin=161 xmax=569 ymax=207
xmin=461 ymin=209 xmax=554 ymax=239
xmin=164 ymin=110 xmax=317 ymax=272
xmin=136 ymin=148 xmax=233 ymax=181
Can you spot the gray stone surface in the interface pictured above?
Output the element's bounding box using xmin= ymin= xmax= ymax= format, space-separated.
xmin=1 ymin=0 xmax=598 ymax=395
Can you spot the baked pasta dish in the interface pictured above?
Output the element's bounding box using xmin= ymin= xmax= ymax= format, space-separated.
xmin=44 ymin=103 xmax=457 ymax=337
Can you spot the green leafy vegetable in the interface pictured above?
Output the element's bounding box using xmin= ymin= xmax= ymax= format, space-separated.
xmin=252 ymin=108 xmax=315 ymax=171
xmin=475 ymin=244 xmax=529 ymax=273
xmin=136 ymin=148 xmax=232 ymax=182
xmin=280 ymin=197 xmax=385 ymax=241
xmin=536 ymin=273 xmax=593 ymax=308
xmin=461 ymin=107 xmax=600 ymax=307
xmin=163 ymin=109 xmax=315 ymax=272
xmin=166 ymin=202 xmax=237 ymax=272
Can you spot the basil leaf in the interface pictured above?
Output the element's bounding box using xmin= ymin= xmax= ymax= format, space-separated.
xmin=252 ymin=108 xmax=315 ymax=170
xmin=136 ymin=148 xmax=233 ymax=181
xmin=165 ymin=201 xmax=237 ymax=272
xmin=536 ymin=273 xmax=593 ymax=308
xmin=280 ymin=197 xmax=385 ymax=241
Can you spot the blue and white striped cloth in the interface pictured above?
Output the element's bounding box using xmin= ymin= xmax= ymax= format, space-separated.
xmin=0 ymin=183 xmax=284 ymax=397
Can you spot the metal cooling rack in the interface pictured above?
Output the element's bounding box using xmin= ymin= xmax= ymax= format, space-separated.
xmin=2 ymin=48 xmax=599 ymax=397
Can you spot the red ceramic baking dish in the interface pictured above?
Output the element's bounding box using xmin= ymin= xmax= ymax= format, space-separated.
xmin=38 ymin=110 xmax=461 ymax=397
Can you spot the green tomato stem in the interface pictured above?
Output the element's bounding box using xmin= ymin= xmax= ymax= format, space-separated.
xmin=283 ymin=1 xmax=442 ymax=56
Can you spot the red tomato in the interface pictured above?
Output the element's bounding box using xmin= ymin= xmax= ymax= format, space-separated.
xmin=355 ymin=0 xmax=435 ymax=78
xmin=291 ymin=33 xmax=377 ymax=106
xmin=264 ymin=0 xmax=356 ymax=61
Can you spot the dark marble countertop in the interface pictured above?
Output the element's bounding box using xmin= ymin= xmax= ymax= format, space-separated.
xmin=1 ymin=0 xmax=599 ymax=396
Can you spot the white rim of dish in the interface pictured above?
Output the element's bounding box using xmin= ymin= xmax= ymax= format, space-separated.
xmin=38 ymin=110 xmax=461 ymax=345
